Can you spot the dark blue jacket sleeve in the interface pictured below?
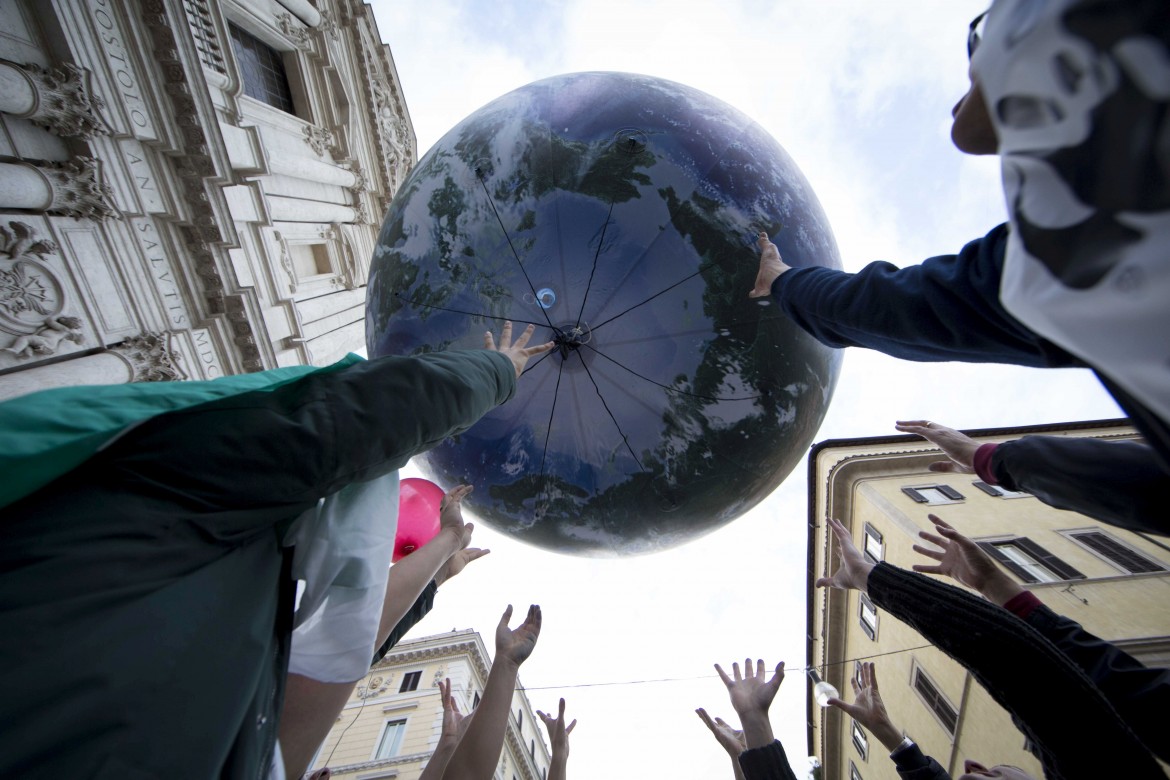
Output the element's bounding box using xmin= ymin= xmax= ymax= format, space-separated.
xmin=771 ymin=224 xmax=1082 ymax=368
xmin=372 ymin=580 xmax=438 ymax=665
xmin=1025 ymin=603 xmax=1170 ymax=764
xmin=992 ymin=437 xmax=1170 ymax=536
xmin=890 ymin=742 xmax=951 ymax=780
xmin=737 ymin=740 xmax=798 ymax=780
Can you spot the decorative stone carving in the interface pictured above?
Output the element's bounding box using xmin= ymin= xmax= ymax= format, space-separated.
xmin=113 ymin=332 xmax=186 ymax=382
xmin=273 ymin=231 xmax=296 ymax=293
xmin=40 ymin=157 xmax=119 ymax=221
xmin=350 ymin=196 xmax=370 ymax=226
xmin=0 ymin=221 xmax=66 ymax=335
xmin=1 ymin=315 xmax=84 ymax=358
xmin=276 ymin=13 xmax=312 ymax=51
xmin=16 ymin=61 xmax=111 ymax=140
xmin=346 ymin=162 xmax=368 ymax=194
xmin=317 ymin=10 xmax=340 ymax=41
xmin=303 ymin=124 xmax=334 ymax=157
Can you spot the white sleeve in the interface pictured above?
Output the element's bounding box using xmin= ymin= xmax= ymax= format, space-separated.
xmin=287 ymin=471 xmax=399 ymax=683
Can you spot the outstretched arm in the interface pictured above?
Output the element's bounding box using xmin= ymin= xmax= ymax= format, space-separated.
xmin=537 ymin=698 xmax=576 ymax=780
xmin=441 ymin=605 xmax=542 ymax=780
xmin=709 ymin=659 xmax=797 ymax=780
xmin=419 ymin=678 xmax=474 ymax=780
xmin=695 ymin=708 xmax=748 ymax=780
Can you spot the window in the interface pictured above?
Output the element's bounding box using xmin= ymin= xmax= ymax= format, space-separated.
xmin=852 ymin=720 xmax=869 ymax=760
xmin=849 ymin=760 xmax=864 ymax=780
xmin=399 ymin=670 xmax=422 ymax=692
xmin=289 ymin=243 xmax=332 ymax=280
xmin=1067 ymin=531 xmax=1165 ymax=574
xmin=854 ymin=660 xmax=864 ymax=688
xmin=913 ymin=667 xmax=958 ymax=734
xmin=229 ymin=24 xmax=296 ymax=114
xmin=972 ymin=480 xmax=1030 ymax=499
xmin=516 ymin=708 xmax=522 ymax=729
xmin=978 ymin=538 xmax=1084 ymax=583
xmin=902 ymin=485 xmax=964 ymax=504
xmin=530 ymin=739 xmax=535 ymax=758
xmin=858 ymin=593 xmax=878 ymax=640
xmin=375 ymin=718 xmax=407 ymax=758
xmin=863 ymin=523 xmax=884 ymax=563
xmin=473 ymin=691 xmax=481 ymax=708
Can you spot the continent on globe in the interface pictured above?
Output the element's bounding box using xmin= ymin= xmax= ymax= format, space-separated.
xmin=367 ymin=71 xmax=841 ymax=556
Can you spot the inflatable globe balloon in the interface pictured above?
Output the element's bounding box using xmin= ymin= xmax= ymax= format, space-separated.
xmin=367 ymin=72 xmax=841 ymax=556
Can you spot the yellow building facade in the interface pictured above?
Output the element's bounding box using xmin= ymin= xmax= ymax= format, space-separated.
xmin=308 ymin=628 xmax=552 ymax=780
xmin=806 ymin=420 xmax=1170 ymax=780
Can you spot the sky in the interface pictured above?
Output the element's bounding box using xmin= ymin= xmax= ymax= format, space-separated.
xmin=361 ymin=2 xmax=1121 ymax=778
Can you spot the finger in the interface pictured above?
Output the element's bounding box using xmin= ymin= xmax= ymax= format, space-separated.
xmin=465 ymin=548 xmax=491 ymax=562
xmin=512 ymin=323 xmax=535 ymax=349
xmin=500 ymin=321 xmax=514 ymax=347
xmin=814 ymin=576 xmax=834 ymax=589
xmin=566 ymin=719 xmax=577 ymax=734
xmin=868 ymin=663 xmax=879 ymax=692
xmin=826 ymin=698 xmax=857 ymax=717
xmin=850 ymin=678 xmax=860 ymax=694
xmin=732 ymin=661 xmax=743 ymax=682
xmin=499 ymin=604 xmax=513 ymax=629
xmin=714 ymin=663 xmax=732 ymax=686
xmin=927 ymin=461 xmax=958 ymax=473
xmin=757 ymin=231 xmax=769 ymax=245
xmin=695 ymin=708 xmax=716 ymax=731
xmin=522 ymin=340 xmax=556 ymax=356
xmin=558 ymin=698 xmax=566 ymax=720
xmin=928 ymin=513 xmax=953 ymax=529
xmin=895 ymin=419 xmax=930 ymax=428
xmin=911 ymin=544 xmax=945 ymax=560
xmin=917 ymin=530 xmax=948 ymax=547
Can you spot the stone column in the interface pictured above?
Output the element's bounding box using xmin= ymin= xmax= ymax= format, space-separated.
xmin=0 ymin=159 xmax=117 ymax=220
xmin=267 ymin=196 xmax=355 ymax=224
xmin=0 ymin=59 xmax=110 ymax=140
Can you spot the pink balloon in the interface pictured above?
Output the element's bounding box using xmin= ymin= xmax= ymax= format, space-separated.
xmin=393 ymin=478 xmax=444 ymax=562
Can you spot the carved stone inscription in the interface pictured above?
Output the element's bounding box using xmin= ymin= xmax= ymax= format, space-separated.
xmin=88 ymin=0 xmax=157 ymax=139
xmin=192 ymin=327 xmax=223 ymax=378
xmin=122 ymin=139 xmax=166 ymax=214
xmin=132 ymin=218 xmax=188 ymax=329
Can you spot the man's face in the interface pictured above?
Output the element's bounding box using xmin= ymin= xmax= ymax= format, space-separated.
xmin=951 ymin=71 xmax=999 ymax=155
xmin=958 ymin=759 xmax=1036 ymax=780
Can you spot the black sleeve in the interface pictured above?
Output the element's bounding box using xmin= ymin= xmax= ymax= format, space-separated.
xmin=105 ymin=350 xmax=516 ymax=515
xmin=1026 ymin=604 xmax=1170 ymax=763
xmin=771 ymin=224 xmax=1081 ymax=368
xmin=992 ymin=437 xmax=1170 ymax=536
xmin=371 ymin=580 xmax=438 ymax=665
xmin=864 ymin=563 xmax=1163 ymax=780
xmin=890 ymin=742 xmax=952 ymax=780
xmin=736 ymin=740 xmax=798 ymax=780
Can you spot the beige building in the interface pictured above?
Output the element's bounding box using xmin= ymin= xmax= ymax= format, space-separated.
xmin=0 ymin=0 xmax=415 ymax=400
xmin=806 ymin=420 xmax=1170 ymax=780
xmin=310 ymin=628 xmax=553 ymax=780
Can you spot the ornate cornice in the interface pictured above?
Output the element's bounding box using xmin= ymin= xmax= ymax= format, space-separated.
xmin=143 ymin=0 xmax=264 ymax=372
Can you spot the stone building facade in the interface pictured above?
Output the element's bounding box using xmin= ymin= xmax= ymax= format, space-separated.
xmin=310 ymin=628 xmax=554 ymax=780
xmin=806 ymin=420 xmax=1170 ymax=780
xmin=0 ymin=0 xmax=415 ymax=400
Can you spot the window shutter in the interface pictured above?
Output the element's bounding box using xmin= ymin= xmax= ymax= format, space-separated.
xmin=901 ymin=487 xmax=929 ymax=503
xmin=972 ymin=480 xmax=1001 ymax=496
xmin=1015 ymin=537 xmax=1085 ymax=580
xmin=936 ymin=484 xmax=965 ymax=501
xmin=1071 ymin=532 xmax=1164 ymax=574
xmin=978 ymin=541 xmax=1039 ymax=583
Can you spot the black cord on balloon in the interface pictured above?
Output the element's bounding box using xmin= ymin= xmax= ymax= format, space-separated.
xmin=579 ymin=342 xmax=763 ymax=402
xmin=579 ymin=355 xmax=646 ymax=473
xmin=392 ymin=292 xmax=548 ymax=330
xmin=575 ymin=199 xmax=615 ymax=331
xmin=535 ymin=357 xmax=566 ymax=519
xmin=475 ymin=174 xmax=556 ymax=332
xmin=590 ymin=261 xmax=718 ymax=332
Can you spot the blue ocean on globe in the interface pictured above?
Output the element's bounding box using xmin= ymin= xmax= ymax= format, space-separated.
xmin=367 ymin=71 xmax=842 ymax=556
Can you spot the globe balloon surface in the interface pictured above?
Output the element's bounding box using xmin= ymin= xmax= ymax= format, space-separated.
xmin=367 ymin=71 xmax=842 ymax=556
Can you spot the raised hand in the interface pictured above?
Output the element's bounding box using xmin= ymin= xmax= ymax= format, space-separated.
xmin=749 ymin=232 xmax=791 ymax=298
xmin=826 ymin=662 xmax=903 ymax=751
xmin=485 ymin=321 xmax=554 ymax=377
xmin=438 ymin=677 xmax=473 ymax=742
xmin=894 ymin=420 xmax=979 ymax=474
xmin=495 ymin=604 xmax=541 ymax=667
xmin=815 ymin=517 xmax=875 ymax=593
xmin=715 ymin=659 xmax=785 ymax=720
xmin=536 ymin=698 xmax=577 ymax=758
xmin=912 ymin=514 xmax=1024 ymax=605
xmin=439 ymin=484 xmax=474 ymax=545
xmin=435 ymin=546 xmax=490 ymax=587
xmin=695 ymin=707 xmax=747 ymax=759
